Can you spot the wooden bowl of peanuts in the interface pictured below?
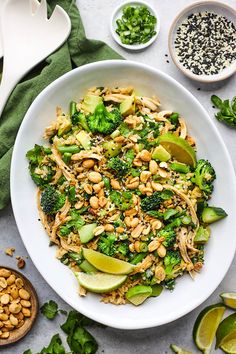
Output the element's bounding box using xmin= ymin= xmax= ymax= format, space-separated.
xmin=0 ymin=267 xmax=38 ymax=346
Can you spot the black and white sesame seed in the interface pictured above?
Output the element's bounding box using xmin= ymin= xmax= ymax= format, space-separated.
xmin=174 ymin=11 xmax=236 ymax=76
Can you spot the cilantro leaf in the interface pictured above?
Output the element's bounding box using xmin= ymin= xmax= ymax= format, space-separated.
xmin=37 ymin=334 xmax=66 ymax=354
xmin=40 ymin=300 xmax=59 ymax=320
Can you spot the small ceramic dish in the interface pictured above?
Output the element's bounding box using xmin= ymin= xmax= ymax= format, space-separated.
xmin=0 ymin=267 xmax=38 ymax=347
xmin=110 ymin=0 xmax=160 ymax=50
xmin=168 ymin=1 xmax=236 ymax=83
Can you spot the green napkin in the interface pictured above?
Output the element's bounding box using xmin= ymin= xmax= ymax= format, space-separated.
xmin=0 ymin=0 xmax=122 ymax=210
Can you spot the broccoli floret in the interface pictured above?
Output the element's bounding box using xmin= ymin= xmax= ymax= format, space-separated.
xmin=159 ymin=229 xmax=176 ymax=248
xmin=98 ymin=234 xmax=116 ymax=256
xmin=192 ymin=159 xmax=216 ymax=197
xmin=26 ymin=144 xmax=55 ymax=187
xmin=117 ymin=242 xmax=129 ymax=256
xmin=164 ymin=250 xmax=181 ymax=279
xmin=87 ymin=103 xmax=122 ymax=135
xmin=71 ymin=111 xmax=90 ymax=132
xmin=40 ymin=186 xmax=66 ymax=215
xmin=141 ymin=192 xmax=162 ymax=212
xmin=110 ymin=190 xmax=133 ymax=211
xmin=107 ymin=157 xmax=129 ymax=178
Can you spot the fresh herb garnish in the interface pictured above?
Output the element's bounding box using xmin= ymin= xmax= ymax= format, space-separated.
xmin=40 ymin=300 xmax=67 ymax=320
xmin=211 ymin=95 xmax=236 ymax=128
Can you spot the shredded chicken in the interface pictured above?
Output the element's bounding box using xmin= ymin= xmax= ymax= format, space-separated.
xmin=51 ymin=145 xmax=75 ymax=181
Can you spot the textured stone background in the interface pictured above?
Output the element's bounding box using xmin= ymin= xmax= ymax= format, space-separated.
xmin=1 ymin=0 xmax=236 ymax=353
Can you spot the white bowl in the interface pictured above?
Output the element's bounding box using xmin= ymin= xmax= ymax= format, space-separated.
xmin=168 ymin=1 xmax=236 ymax=83
xmin=11 ymin=60 xmax=236 ymax=330
xmin=110 ymin=0 xmax=160 ymax=50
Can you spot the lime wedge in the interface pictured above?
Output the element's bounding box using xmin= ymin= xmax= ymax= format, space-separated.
xmin=220 ymin=292 xmax=236 ymax=310
xmin=216 ymin=313 xmax=236 ymax=351
xmin=158 ymin=133 xmax=197 ymax=167
xmin=126 ymin=285 xmax=152 ymax=306
xmin=76 ymin=272 xmax=127 ymax=293
xmin=170 ymin=344 xmax=193 ymax=354
xmin=82 ymin=248 xmax=135 ymax=275
xmin=193 ymin=303 xmax=225 ymax=353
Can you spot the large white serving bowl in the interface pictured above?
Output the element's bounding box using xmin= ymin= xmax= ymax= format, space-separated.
xmin=11 ymin=60 xmax=236 ymax=330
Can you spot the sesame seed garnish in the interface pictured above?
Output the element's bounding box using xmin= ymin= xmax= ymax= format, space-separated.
xmin=174 ymin=11 xmax=236 ymax=76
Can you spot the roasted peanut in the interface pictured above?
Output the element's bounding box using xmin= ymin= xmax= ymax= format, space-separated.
xmin=130 ymin=218 xmax=139 ymax=228
xmin=6 ymin=275 xmax=16 ymax=286
xmin=9 ymin=314 xmax=18 ymax=326
xmin=157 ymin=244 xmax=167 ymax=258
xmin=19 ymin=289 xmax=30 ymax=301
xmin=84 ymin=184 xmax=93 ymax=194
xmin=0 ymin=269 xmax=11 ymax=278
xmin=82 ymin=159 xmax=95 ymax=169
xmin=151 ymin=181 xmax=163 ymax=191
xmin=155 ymin=266 xmax=166 ymax=282
xmin=15 ymin=278 xmax=24 ymax=288
xmin=22 ymin=308 xmax=31 ymax=317
xmin=1 ymin=294 xmax=10 ymax=305
xmin=20 ymin=300 xmax=31 ymax=308
xmin=0 ymin=314 xmax=8 ymax=321
xmin=139 ymin=150 xmax=151 ymax=162
xmin=89 ymin=196 xmax=99 ymax=209
xmin=9 ymin=303 xmax=21 ymax=314
xmin=140 ymin=171 xmax=151 ymax=183
xmin=149 ymin=160 xmax=158 ymax=174
xmin=0 ymin=278 xmax=7 ymax=289
xmin=88 ymin=171 xmax=102 ymax=183
xmin=1 ymin=331 xmax=9 ymax=339
xmin=93 ymin=183 xmax=101 ymax=193
xmin=116 ymin=227 xmax=125 ymax=233
xmin=10 ymin=287 xmax=19 ymax=300
xmin=98 ymin=196 xmax=107 ymax=207
xmin=110 ymin=179 xmax=121 ymax=190
xmin=104 ymin=224 xmax=114 ymax=232
xmin=93 ymin=225 xmax=105 ymax=236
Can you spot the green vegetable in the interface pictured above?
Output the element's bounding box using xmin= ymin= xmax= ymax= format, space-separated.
xmin=169 ymin=112 xmax=179 ymax=127
xmin=76 ymin=130 xmax=91 ymax=150
xmin=211 ymin=95 xmax=236 ymax=128
xmin=120 ymin=96 xmax=135 ymax=116
xmin=110 ymin=190 xmax=133 ymax=211
xmin=70 ymin=101 xmax=77 ymax=117
xmin=117 ymin=242 xmax=129 ymax=256
xmin=61 ymin=310 xmax=98 ymax=354
xmin=38 ymin=334 xmax=66 ymax=354
xmin=116 ymin=5 xmax=157 ymax=45
xmin=163 ymin=208 xmax=178 ymax=221
xmin=107 ymin=157 xmax=129 ymax=178
xmin=60 ymin=251 xmax=83 ymax=266
xmin=141 ymin=191 xmax=165 ymax=212
xmin=102 ymin=141 xmax=122 ymax=157
xmin=103 ymin=176 xmax=111 ymax=190
xmin=192 ymin=159 xmax=216 ymax=197
xmin=70 ymin=102 xmax=90 ymax=132
xmin=23 ymin=350 xmax=32 ymax=354
xmin=194 ymin=226 xmax=210 ymax=244
xmin=151 ymin=284 xmax=163 ymax=297
xmin=130 ymin=252 xmax=147 ymax=265
xmin=87 ymin=102 xmax=122 ymax=135
xmin=79 ymin=260 xmax=97 ymax=273
xmin=68 ymin=186 xmax=76 ymax=203
xmin=201 ymin=206 xmax=227 ymax=224
xmin=98 ymin=234 xmax=117 ymax=256
xmin=164 ymin=250 xmax=181 ymax=279
xmin=59 ymin=209 xmax=85 ymax=235
xmin=165 ymin=278 xmax=176 ymax=291
xmin=40 ymin=186 xmax=66 ymax=215
xmin=170 ymin=162 xmax=190 ymax=174
xmin=26 ymin=144 xmax=55 ymax=187
xmin=57 ymin=145 xmax=80 ymax=154
xmin=160 ymin=229 xmax=176 ymax=248
xmin=40 ymin=300 xmax=62 ymax=320
xmin=81 ymin=94 xmax=103 ymax=114
xmin=79 ymin=223 xmax=97 ymax=244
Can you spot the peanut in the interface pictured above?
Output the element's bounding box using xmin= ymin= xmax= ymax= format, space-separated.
xmin=93 ymin=225 xmax=105 ymax=236
xmin=110 ymin=179 xmax=121 ymax=190
xmin=9 ymin=303 xmax=21 ymax=314
xmin=88 ymin=171 xmax=102 ymax=183
xmin=6 ymin=275 xmax=16 ymax=286
xmin=0 ymin=269 xmax=11 ymax=278
xmin=116 ymin=227 xmax=124 ymax=233
xmin=157 ymin=244 xmax=167 ymax=258
xmin=1 ymin=331 xmax=10 ymax=339
xmin=0 ymin=278 xmax=7 ymax=289
xmin=22 ymin=308 xmax=31 ymax=317
xmin=20 ymin=300 xmax=31 ymax=308
xmin=149 ymin=160 xmax=158 ymax=174
xmin=9 ymin=314 xmax=18 ymax=326
xmin=104 ymin=224 xmax=114 ymax=232
xmin=19 ymin=289 xmax=30 ymax=301
xmin=98 ymin=196 xmax=107 ymax=207
xmin=1 ymin=294 xmax=10 ymax=305
xmin=15 ymin=278 xmax=24 ymax=288
xmin=84 ymin=184 xmax=93 ymax=195
xmin=140 ymin=171 xmax=151 ymax=183
xmin=89 ymin=196 xmax=99 ymax=209
xmin=139 ymin=150 xmax=151 ymax=162
xmin=0 ymin=314 xmax=8 ymax=321
xmin=82 ymin=159 xmax=95 ymax=169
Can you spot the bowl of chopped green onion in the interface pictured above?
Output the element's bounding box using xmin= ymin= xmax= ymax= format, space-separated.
xmin=111 ymin=0 xmax=160 ymax=50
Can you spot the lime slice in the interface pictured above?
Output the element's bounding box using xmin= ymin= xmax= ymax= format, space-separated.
xmin=193 ymin=303 xmax=225 ymax=353
xmin=76 ymin=272 xmax=127 ymax=293
xmin=82 ymin=248 xmax=135 ymax=275
xmin=216 ymin=313 xmax=236 ymax=351
xmin=158 ymin=133 xmax=197 ymax=167
xmin=170 ymin=344 xmax=193 ymax=354
xmin=220 ymin=292 xmax=236 ymax=310
xmin=126 ymin=285 xmax=152 ymax=306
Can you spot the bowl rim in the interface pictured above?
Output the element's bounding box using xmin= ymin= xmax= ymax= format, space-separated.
xmin=168 ymin=0 xmax=236 ymax=83
xmin=110 ymin=0 xmax=160 ymax=50
xmin=10 ymin=60 xmax=236 ymax=329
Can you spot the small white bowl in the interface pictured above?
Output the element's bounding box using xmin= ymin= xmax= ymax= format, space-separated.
xmin=168 ymin=1 xmax=236 ymax=83
xmin=110 ymin=0 xmax=160 ymax=50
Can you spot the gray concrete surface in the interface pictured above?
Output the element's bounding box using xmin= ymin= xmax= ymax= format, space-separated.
xmin=1 ymin=0 xmax=236 ymax=353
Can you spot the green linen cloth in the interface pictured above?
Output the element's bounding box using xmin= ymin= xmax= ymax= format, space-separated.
xmin=0 ymin=0 xmax=122 ymax=210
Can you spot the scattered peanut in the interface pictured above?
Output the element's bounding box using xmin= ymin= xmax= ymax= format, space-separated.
xmin=82 ymin=159 xmax=95 ymax=169
xmin=89 ymin=196 xmax=99 ymax=209
xmin=93 ymin=225 xmax=105 ymax=236
xmin=110 ymin=179 xmax=121 ymax=190
xmin=104 ymin=224 xmax=114 ymax=232
xmin=157 ymin=244 xmax=167 ymax=258
xmin=140 ymin=171 xmax=151 ymax=183
xmin=84 ymin=184 xmax=93 ymax=195
xmin=139 ymin=150 xmax=151 ymax=162
xmin=0 ymin=268 xmax=32 ymax=339
xmin=88 ymin=171 xmax=102 ymax=183
xmin=149 ymin=160 xmax=158 ymax=174
xmin=17 ymin=258 xmax=25 ymax=269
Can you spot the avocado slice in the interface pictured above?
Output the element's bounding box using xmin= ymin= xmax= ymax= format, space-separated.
xmin=120 ymin=96 xmax=135 ymax=116
xmin=76 ymin=130 xmax=91 ymax=150
xmin=58 ymin=116 xmax=72 ymax=137
xmin=79 ymin=223 xmax=97 ymax=243
xmin=81 ymin=95 xmax=103 ymax=113
xmin=194 ymin=226 xmax=210 ymax=244
xmin=152 ymin=145 xmax=171 ymax=162
xmin=103 ymin=141 xmax=122 ymax=157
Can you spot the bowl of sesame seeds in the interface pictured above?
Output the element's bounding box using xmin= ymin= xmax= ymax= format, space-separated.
xmin=168 ymin=1 xmax=236 ymax=83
